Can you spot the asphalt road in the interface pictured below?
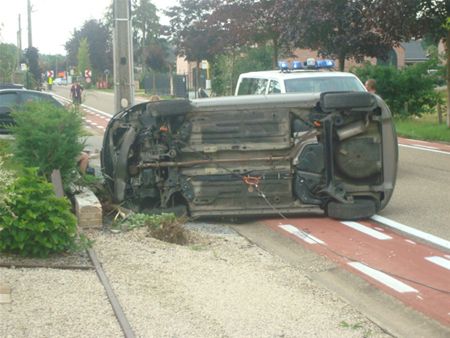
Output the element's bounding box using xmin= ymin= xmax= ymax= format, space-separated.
xmin=52 ymin=85 xmax=146 ymax=115
xmin=379 ymin=145 xmax=450 ymax=241
xmin=51 ymin=85 xmax=450 ymax=242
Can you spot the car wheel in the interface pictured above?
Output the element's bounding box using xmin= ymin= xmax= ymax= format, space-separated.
xmin=326 ymin=198 xmax=377 ymax=220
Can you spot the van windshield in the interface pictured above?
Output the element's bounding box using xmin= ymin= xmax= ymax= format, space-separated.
xmin=284 ymin=76 xmax=365 ymax=93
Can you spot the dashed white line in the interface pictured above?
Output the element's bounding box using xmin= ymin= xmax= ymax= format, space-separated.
xmin=279 ymin=224 xmax=325 ymax=245
xmin=371 ymin=215 xmax=450 ymax=251
xmin=405 ymin=239 xmax=416 ymax=245
xmin=399 ymin=144 xmax=450 ymax=156
xmin=86 ymin=119 xmax=93 ymax=123
xmin=348 ymin=262 xmax=418 ymax=293
xmin=91 ymin=122 xmax=98 ymax=126
xmin=341 ymin=221 xmax=392 ymax=240
xmin=97 ymin=126 xmax=105 ymax=130
xmin=425 ymin=256 xmax=450 ymax=271
xmin=410 ymin=144 xmax=438 ymax=150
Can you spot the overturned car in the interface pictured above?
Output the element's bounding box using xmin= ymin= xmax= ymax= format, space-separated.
xmin=101 ymin=92 xmax=397 ymax=220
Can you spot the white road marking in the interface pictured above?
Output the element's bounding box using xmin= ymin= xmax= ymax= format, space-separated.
xmin=425 ymin=256 xmax=450 ymax=271
xmin=371 ymin=215 xmax=450 ymax=251
xmin=410 ymin=144 xmax=438 ymax=150
xmin=279 ymin=224 xmax=325 ymax=245
xmin=81 ymin=104 xmax=112 ymax=117
xmin=405 ymin=239 xmax=416 ymax=245
xmin=86 ymin=119 xmax=93 ymax=123
xmin=341 ymin=221 xmax=392 ymax=240
xmin=374 ymin=226 xmax=385 ymax=231
xmin=399 ymin=144 xmax=450 ymax=156
xmin=98 ymin=126 xmax=105 ymax=130
xmin=91 ymin=122 xmax=98 ymax=126
xmin=348 ymin=262 xmax=418 ymax=293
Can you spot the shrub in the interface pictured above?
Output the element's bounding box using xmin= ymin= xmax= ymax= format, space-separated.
xmin=352 ymin=62 xmax=442 ymax=117
xmin=0 ymin=168 xmax=78 ymax=257
xmin=10 ymin=102 xmax=84 ymax=181
xmin=116 ymin=212 xmax=190 ymax=245
xmin=145 ymin=213 xmax=189 ymax=245
xmin=0 ymin=155 xmax=14 ymax=209
xmin=0 ymin=140 xmax=17 ymax=210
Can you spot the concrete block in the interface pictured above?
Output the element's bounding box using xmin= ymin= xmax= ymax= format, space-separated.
xmin=74 ymin=189 xmax=103 ymax=229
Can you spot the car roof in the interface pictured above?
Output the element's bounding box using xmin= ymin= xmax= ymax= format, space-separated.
xmin=0 ymin=88 xmax=65 ymax=106
xmin=0 ymin=88 xmax=54 ymax=96
xmin=238 ymin=70 xmax=358 ymax=81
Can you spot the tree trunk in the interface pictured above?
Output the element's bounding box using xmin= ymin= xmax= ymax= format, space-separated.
xmin=152 ymin=71 xmax=156 ymax=94
xmin=437 ymin=103 xmax=443 ymax=124
xmin=195 ymin=60 xmax=200 ymax=98
xmin=338 ymin=54 xmax=345 ymax=72
xmin=447 ymin=30 xmax=450 ymax=128
xmin=272 ymin=37 xmax=279 ymax=69
xmin=231 ymin=49 xmax=236 ymax=95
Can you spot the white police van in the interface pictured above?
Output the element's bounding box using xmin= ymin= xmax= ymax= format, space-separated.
xmin=235 ymin=59 xmax=366 ymax=96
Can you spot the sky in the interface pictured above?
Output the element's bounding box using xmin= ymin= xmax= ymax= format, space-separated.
xmin=0 ymin=0 xmax=176 ymax=55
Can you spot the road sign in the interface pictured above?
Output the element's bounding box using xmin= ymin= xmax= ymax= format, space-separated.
xmin=85 ymin=69 xmax=92 ymax=78
xmin=46 ymin=70 xmax=54 ymax=78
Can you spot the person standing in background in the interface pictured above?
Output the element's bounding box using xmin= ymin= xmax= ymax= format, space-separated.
xmin=70 ymin=82 xmax=83 ymax=105
xmin=365 ymin=79 xmax=376 ymax=94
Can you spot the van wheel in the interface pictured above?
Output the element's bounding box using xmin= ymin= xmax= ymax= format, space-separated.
xmin=326 ymin=199 xmax=377 ymax=221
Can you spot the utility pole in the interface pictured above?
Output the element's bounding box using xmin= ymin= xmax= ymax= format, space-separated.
xmin=17 ymin=14 xmax=22 ymax=70
xmin=113 ymin=0 xmax=135 ymax=114
xmin=27 ymin=0 xmax=32 ymax=48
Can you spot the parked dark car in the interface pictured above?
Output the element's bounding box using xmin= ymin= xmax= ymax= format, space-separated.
xmin=0 ymin=83 xmax=25 ymax=89
xmin=0 ymin=88 xmax=65 ymax=133
xmin=101 ymin=92 xmax=398 ymax=220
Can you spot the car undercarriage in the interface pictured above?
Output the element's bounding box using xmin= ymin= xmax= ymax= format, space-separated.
xmin=101 ymin=92 xmax=397 ymax=220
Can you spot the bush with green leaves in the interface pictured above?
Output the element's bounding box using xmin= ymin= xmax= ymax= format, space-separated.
xmin=352 ymin=62 xmax=442 ymax=117
xmin=212 ymin=45 xmax=274 ymax=96
xmin=10 ymin=101 xmax=84 ymax=181
xmin=0 ymin=168 xmax=78 ymax=257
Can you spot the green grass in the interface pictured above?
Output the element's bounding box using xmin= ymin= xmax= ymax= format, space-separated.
xmin=394 ymin=113 xmax=450 ymax=143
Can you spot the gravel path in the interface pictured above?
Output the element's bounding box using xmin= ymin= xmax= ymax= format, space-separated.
xmin=1 ymin=223 xmax=391 ymax=337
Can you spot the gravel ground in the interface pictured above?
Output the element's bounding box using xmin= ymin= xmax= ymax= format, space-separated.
xmin=0 ymin=222 xmax=391 ymax=337
xmin=0 ymin=268 xmax=121 ymax=337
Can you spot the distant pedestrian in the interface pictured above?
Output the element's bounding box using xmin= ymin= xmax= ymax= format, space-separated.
xmin=47 ymin=77 xmax=53 ymax=91
xmin=70 ymin=82 xmax=83 ymax=105
xmin=365 ymin=79 xmax=376 ymax=94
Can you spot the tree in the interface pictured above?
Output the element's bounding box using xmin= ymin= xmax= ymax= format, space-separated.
xmin=0 ymin=43 xmax=17 ymax=83
xmin=249 ymin=0 xmax=286 ymax=67
xmin=77 ymin=38 xmax=91 ymax=78
xmin=65 ymin=20 xmax=112 ymax=78
xmin=165 ymin=0 xmax=218 ymax=90
xmin=24 ymin=47 xmax=41 ymax=88
xmin=277 ymin=0 xmax=406 ymax=71
xmin=132 ymin=0 xmax=160 ymax=67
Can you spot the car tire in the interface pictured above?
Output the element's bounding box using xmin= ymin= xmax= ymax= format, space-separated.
xmin=326 ymin=199 xmax=377 ymax=220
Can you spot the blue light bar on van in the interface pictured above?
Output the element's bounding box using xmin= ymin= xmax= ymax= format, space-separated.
xmin=278 ymin=61 xmax=289 ymax=71
xmin=277 ymin=59 xmax=335 ymax=71
xmin=292 ymin=61 xmax=303 ymax=70
xmin=316 ymin=59 xmax=335 ymax=68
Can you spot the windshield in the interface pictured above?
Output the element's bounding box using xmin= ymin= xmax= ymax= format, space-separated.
xmin=284 ymin=76 xmax=365 ymax=93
